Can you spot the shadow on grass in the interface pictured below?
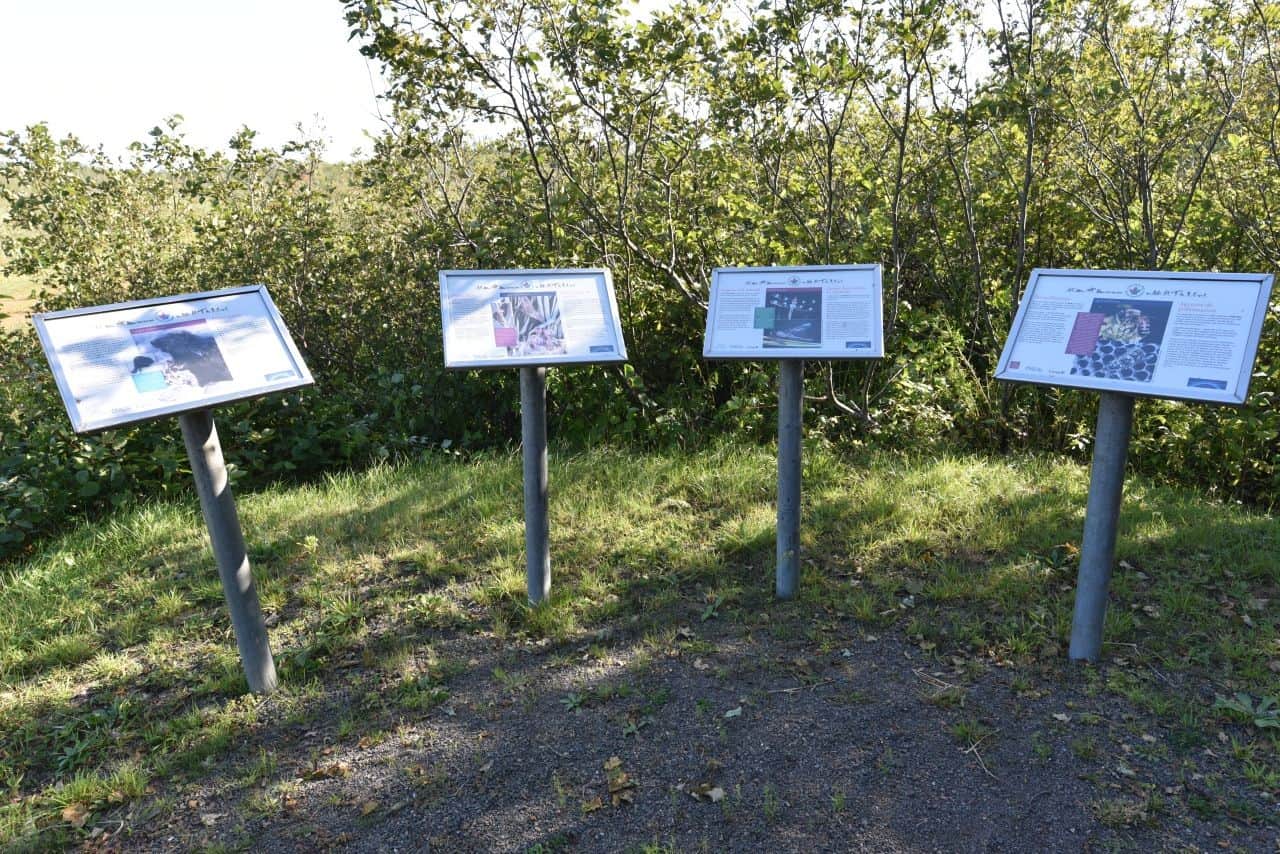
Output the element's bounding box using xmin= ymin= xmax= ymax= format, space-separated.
xmin=1 ymin=446 xmax=1278 ymax=847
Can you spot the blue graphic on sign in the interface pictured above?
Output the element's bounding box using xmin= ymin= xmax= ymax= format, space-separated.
xmin=1187 ymin=378 xmax=1227 ymax=389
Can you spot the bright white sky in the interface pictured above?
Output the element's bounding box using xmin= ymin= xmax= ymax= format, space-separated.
xmin=1 ymin=0 xmax=388 ymax=161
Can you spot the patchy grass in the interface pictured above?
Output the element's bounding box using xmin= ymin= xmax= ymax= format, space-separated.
xmin=1 ymin=443 xmax=1278 ymax=847
xmin=0 ymin=269 xmax=38 ymax=330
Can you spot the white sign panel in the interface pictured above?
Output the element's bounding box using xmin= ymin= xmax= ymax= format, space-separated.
xmin=702 ymin=265 xmax=884 ymax=359
xmin=34 ymin=285 xmax=314 ymax=433
xmin=996 ymin=269 xmax=1273 ymax=405
xmin=439 ymin=268 xmax=628 ymax=368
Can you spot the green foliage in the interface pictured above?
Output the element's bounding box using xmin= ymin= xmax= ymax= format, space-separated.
xmin=1214 ymin=693 xmax=1280 ymax=730
xmin=5 ymin=0 xmax=1280 ymax=555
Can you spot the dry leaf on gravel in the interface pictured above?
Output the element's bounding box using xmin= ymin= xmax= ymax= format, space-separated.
xmin=689 ymin=782 xmax=725 ymax=803
xmin=604 ymin=756 xmax=636 ymax=806
xmin=306 ymin=761 xmax=352 ymax=780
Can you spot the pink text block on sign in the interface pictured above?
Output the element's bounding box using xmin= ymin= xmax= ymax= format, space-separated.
xmin=1066 ymin=312 xmax=1105 ymax=355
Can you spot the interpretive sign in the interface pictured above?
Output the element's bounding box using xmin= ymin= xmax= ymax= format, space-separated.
xmin=33 ymin=285 xmax=313 ymax=433
xmin=703 ymin=264 xmax=884 ymax=360
xmin=439 ymin=268 xmax=627 ymax=369
xmin=995 ymin=269 xmax=1273 ymax=405
xmin=995 ymin=267 xmax=1273 ymax=663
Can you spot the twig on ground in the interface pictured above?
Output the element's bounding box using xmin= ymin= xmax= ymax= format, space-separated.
xmin=963 ymin=730 xmax=1000 ymax=781
xmin=768 ymin=679 xmax=834 ymax=695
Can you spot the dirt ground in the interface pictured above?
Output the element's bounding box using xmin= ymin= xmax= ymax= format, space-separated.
xmin=101 ymin=599 xmax=1278 ymax=854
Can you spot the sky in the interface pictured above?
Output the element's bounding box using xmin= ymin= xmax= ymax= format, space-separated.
xmin=1 ymin=1 xmax=388 ymax=161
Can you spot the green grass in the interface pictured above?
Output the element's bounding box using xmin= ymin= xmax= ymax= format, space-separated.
xmin=1 ymin=443 xmax=1278 ymax=846
xmin=0 ymin=268 xmax=38 ymax=330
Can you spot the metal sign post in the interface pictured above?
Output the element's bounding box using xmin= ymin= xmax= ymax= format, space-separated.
xmin=775 ymin=360 xmax=804 ymax=599
xmin=1067 ymin=392 xmax=1136 ymax=661
xmin=439 ymin=269 xmax=629 ymax=605
xmin=180 ymin=410 xmax=278 ymax=693
xmin=521 ymin=367 xmax=551 ymax=604
xmin=703 ymin=265 xmax=884 ymax=600
xmin=33 ymin=286 xmax=313 ymax=695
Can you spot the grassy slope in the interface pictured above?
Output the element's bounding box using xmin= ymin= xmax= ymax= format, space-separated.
xmin=1 ymin=444 xmax=1277 ymax=845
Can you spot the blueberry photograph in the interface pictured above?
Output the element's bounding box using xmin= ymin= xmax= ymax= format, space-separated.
xmin=761 ymin=287 xmax=822 ymax=348
xmin=1069 ymin=298 xmax=1172 ymax=384
xmin=128 ymin=319 xmax=233 ymax=392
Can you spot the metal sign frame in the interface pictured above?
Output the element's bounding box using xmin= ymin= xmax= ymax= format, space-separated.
xmin=33 ymin=285 xmax=313 ymax=433
xmin=439 ymin=268 xmax=628 ymax=369
xmin=703 ymin=264 xmax=884 ymax=360
xmin=995 ymin=268 xmax=1273 ymax=405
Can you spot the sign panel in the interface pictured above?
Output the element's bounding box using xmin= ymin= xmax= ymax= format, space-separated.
xmin=702 ymin=265 xmax=884 ymax=359
xmin=995 ymin=269 xmax=1273 ymax=405
xmin=34 ymin=285 xmax=314 ymax=433
xmin=439 ymin=268 xmax=628 ymax=369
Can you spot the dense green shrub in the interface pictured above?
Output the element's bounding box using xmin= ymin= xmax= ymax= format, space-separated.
xmin=5 ymin=0 xmax=1280 ymax=560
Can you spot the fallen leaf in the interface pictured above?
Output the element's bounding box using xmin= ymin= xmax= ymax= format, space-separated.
xmin=359 ymin=800 xmax=379 ymax=816
xmin=199 ymin=812 xmax=223 ymax=827
xmin=724 ymin=707 xmax=742 ymax=719
xmin=603 ymin=756 xmax=623 ymax=772
xmin=689 ymin=782 xmax=725 ymax=803
xmin=306 ymin=761 xmax=352 ymax=780
xmin=1052 ymin=712 xmax=1071 ymax=723
xmin=581 ymin=796 xmax=605 ymax=813
xmin=62 ymin=803 xmax=91 ymax=828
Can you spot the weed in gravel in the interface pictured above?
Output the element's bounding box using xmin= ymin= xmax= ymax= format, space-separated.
xmin=1093 ymin=794 xmax=1159 ymax=828
xmin=550 ymin=771 xmax=570 ymax=808
xmin=1030 ymin=732 xmax=1052 ymax=761
xmin=1071 ymin=736 xmax=1101 ymax=761
xmin=949 ymin=718 xmax=995 ymax=749
xmin=239 ymin=749 xmax=277 ymax=788
xmin=762 ymin=783 xmax=780 ymax=821
xmin=924 ymin=684 xmax=966 ymax=709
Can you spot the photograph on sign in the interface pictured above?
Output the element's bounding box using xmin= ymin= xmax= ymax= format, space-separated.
xmin=33 ymin=285 xmax=314 ymax=433
xmin=702 ymin=265 xmax=884 ymax=359
xmin=995 ymin=269 xmax=1273 ymax=404
xmin=439 ymin=269 xmax=628 ymax=368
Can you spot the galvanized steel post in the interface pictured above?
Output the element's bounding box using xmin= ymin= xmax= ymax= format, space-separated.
xmin=179 ymin=409 xmax=278 ymax=694
xmin=776 ymin=360 xmax=804 ymax=599
xmin=1068 ymin=392 xmax=1136 ymax=661
xmin=521 ymin=366 xmax=550 ymax=604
